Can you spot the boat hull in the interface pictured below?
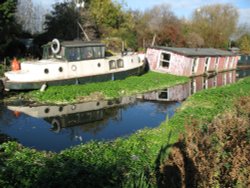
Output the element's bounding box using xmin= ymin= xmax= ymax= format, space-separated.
xmin=4 ymin=66 xmax=145 ymax=90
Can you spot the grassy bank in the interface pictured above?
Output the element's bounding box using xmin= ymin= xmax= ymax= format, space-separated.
xmin=0 ymin=77 xmax=250 ymax=187
xmin=160 ymin=96 xmax=250 ymax=187
xmin=25 ymin=71 xmax=189 ymax=104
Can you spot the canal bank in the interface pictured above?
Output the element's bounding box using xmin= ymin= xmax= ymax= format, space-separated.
xmin=0 ymin=72 xmax=250 ymax=187
xmin=1 ymin=71 xmax=189 ymax=104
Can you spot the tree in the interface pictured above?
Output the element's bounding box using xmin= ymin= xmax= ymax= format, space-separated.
xmin=191 ymin=4 xmax=239 ymax=48
xmin=16 ymin=0 xmax=48 ymax=34
xmin=238 ymin=34 xmax=250 ymax=54
xmin=88 ymin=0 xmax=137 ymax=49
xmin=139 ymin=4 xmax=185 ymax=47
xmin=185 ymin=32 xmax=204 ymax=48
xmin=0 ymin=0 xmax=21 ymax=58
xmin=44 ymin=2 xmax=79 ymax=41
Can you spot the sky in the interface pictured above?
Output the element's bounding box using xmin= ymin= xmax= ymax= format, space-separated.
xmin=34 ymin=0 xmax=250 ymax=25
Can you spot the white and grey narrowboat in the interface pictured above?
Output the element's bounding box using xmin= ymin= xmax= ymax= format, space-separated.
xmin=3 ymin=39 xmax=145 ymax=91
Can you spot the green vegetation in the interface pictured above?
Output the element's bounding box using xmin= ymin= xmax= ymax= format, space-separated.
xmin=0 ymin=64 xmax=4 ymax=77
xmin=160 ymin=96 xmax=250 ymax=187
xmin=1 ymin=77 xmax=250 ymax=187
xmin=26 ymin=71 xmax=189 ymax=104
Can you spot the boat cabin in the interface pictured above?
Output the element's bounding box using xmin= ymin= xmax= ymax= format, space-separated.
xmin=42 ymin=40 xmax=106 ymax=61
xmin=146 ymin=46 xmax=238 ymax=77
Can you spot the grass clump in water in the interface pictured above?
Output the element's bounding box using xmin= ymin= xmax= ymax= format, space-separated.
xmin=27 ymin=71 xmax=189 ymax=104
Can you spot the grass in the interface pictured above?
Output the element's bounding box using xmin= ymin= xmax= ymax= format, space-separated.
xmin=25 ymin=71 xmax=189 ymax=104
xmin=0 ymin=76 xmax=250 ymax=187
xmin=160 ymin=96 xmax=250 ymax=187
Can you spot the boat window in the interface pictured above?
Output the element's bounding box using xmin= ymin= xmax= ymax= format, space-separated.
xmin=109 ymin=60 xmax=116 ymax=69
xmin=42 ymin=46 xmax=53 ymax=59
xmin=67 ymin=47 xmax=81 ymax=61
xmin=158 ymin=89 xmax=168 ymax=99
xmin=117 ymin=59 xmax=124 ymax=68
xmin=65 ymin=45 xmax=105 ymax=61
xmin=192 ymin=58 xmax=199 ymax=74
xmin=160 ymin=52 xmax=171 ymax=68
xmin=205 ymin=57 xmax=210 ymax=72
xmin=82 ymin=47 xmax=94 ymax=59
xmin=93 ymin=46 xmax=105 ymax=58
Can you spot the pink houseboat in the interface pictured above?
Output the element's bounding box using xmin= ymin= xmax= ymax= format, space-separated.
xmin=146 ymin=46 xmax=238 ymax=77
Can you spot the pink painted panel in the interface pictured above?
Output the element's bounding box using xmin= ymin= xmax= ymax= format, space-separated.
xmin=168 ymin=83 xmax=190 ymax=101
xmin=232 ymin=71 xmax=236 ymax=82
xmin=195 ymin=76 xmax=203 ymax=92
xmin=146 ymin=48 xmax=160 ymax=70
xmin=218 ymin=57 xmax=225 ymax=72
xmin=233 ymin=56 xmax=238 ymax=69
xmin=217 ymin=73 xmax=223 ymax=86
xmin=208 ymin=77 xmax=214 ymax=88
xmin=196 ymin=58 xmax=205 ymax=75
xmin=168 ymin=53 xmax=193 ymax=76
xmin=209 ymin=57 xmax=216 ymax=71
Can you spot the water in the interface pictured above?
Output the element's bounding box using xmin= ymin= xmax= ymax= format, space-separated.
xmin=0 ymin=98 xmax=180 ymax=152
xmin=0 ymin=70 xmax=249 ymax=152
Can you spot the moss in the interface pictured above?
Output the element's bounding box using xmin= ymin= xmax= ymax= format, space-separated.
xmin=25 ymin=71 xmax=189 ymax=104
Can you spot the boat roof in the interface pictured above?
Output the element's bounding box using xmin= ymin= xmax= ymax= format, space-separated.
xmin=43 ymin=40 xmax=105 ymax=48
xmin=151 ymin=46 xmax=235 ymax=57
xmin=61 ymin=40 xmax=105 ymax=47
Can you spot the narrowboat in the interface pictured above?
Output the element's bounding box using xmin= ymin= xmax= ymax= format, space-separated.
xmin=146 ymin=46 xmax=238 ymax=77
xmin=2 ymin=39 xmax=145 ymax=91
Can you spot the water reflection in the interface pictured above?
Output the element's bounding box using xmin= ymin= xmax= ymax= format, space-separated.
xmin=0 ymin=70 xmax=246 ymax=152
xmin=1 ymin=96 xmax=179 ymax=152
xmin=237 ymin=68 xmax=250 ymax=79
xmin=140 ymin=71 xmax=236 ymax=102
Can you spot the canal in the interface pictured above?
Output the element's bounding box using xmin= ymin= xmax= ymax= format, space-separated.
xmin=0 ymin=70 xmax=249 ymax=152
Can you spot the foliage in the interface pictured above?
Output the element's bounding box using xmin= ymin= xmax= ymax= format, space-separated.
xmin=191 ymin=3 xmax=239 ymax=48
xmin=0 ymin=76 xmax=250 ymax=187
xmin=0 ymin=64 xmax=4 ymax=76
xmin=44 ymin=2 xmax=79 ymax=41
xmin=0 ymin=0 xmax=21 ymax=58
xmin=238 ymin=34 xmax=250 ymax=54
xmin=88 ymin=0 xmax=137 ymax=49
xmin=15 ymin=0 xmax=47 ymax=34
xmin=136 ymin=4 xmax=184 ymax=47
xmin=160 ymin=96 xmax=250 ymax=187
xmin=26 ymin=71 xmax=189 ymax=104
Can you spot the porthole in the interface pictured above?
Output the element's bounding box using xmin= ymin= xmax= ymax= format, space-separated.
xmin=71 ymin=65 xmax=77 ymax=71
xmin=108 ymin=100 xmax=113 ymax=105
xmin=59 ymin=106 xmax=63 ymax=112
xmin=59 ymin=67 xmax=63 ymax=72
xmin=44 ymin=108 xmax=50 ymax=113
xmin=44 ymin=68 xmax=49 ymax=74
xmin=97 ymin=63 xmax=101 ymax=67
xmin=71 ymin=105 xmax=76 ymax=110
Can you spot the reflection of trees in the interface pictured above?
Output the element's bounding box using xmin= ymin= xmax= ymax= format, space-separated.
xmin=0 ymin=104 xmax=19 ymax=144
xmin=0 ymin=105 xmax=18 ymax=127
xmin=0 ymin=133 xmax=17 ymax=144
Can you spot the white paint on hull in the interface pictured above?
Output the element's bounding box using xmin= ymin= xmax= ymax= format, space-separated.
xmin=4 ymin=54 xmax=143 ymax=83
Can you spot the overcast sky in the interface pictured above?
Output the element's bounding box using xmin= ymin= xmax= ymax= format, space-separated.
xmin=33 ymin=0 xmax=250 ymax=25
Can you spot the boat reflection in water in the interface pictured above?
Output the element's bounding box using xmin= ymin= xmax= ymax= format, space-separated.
xmin=139 ymin=71 xmax=236 ymax=102
xmin=7 ymin=97 xmax=136 ymax=136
